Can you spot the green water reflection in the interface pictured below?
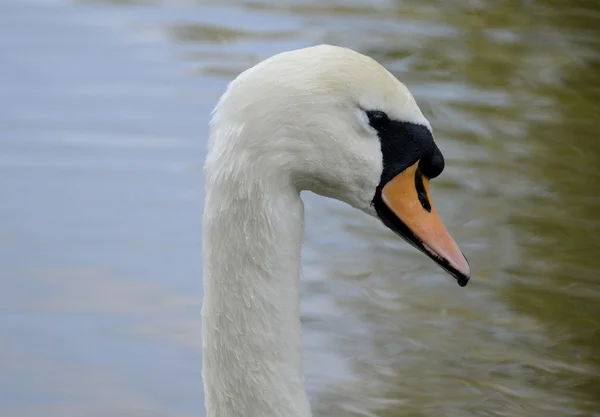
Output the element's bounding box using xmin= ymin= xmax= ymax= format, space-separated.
xmin=312 ymin=1 xmax=600 ymax=416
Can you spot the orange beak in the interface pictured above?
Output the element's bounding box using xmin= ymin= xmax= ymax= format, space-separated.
xmin=377 ymin=161 xmax=471 ymax=286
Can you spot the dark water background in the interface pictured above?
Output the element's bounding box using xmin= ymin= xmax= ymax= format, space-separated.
xmin=1 ymin=0 xmax=599 ymax=416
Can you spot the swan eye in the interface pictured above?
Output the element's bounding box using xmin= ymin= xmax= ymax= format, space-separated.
xmin=365 ymin=110 xmax=390 ymax=129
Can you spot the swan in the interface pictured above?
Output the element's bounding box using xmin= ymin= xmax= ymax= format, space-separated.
xmin=202 ymin=44 xmax=471 ymax=417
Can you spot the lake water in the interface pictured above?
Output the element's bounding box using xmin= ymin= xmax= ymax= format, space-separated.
xmin=1 ymin=0 xmax=599 ymax=416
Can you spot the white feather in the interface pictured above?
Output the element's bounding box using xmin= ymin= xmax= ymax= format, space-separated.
xmin=202 ymin=44 xmax=428 ymax=417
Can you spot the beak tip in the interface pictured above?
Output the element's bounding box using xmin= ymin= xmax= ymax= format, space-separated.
xmin=454 ymin=253 xmax=471 ymax=287
xmin=456 ymin=274 xmax=470 ymax=287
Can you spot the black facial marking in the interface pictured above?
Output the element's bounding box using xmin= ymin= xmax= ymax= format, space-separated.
xmin=365 ymin=111 xmax=443 ymax=195
xmin=420 ymin=143 xmax=445 ymax=179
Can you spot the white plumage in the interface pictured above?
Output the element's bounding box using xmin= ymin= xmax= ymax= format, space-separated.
xmin=202 ymin=44 xmax=468 ymax=417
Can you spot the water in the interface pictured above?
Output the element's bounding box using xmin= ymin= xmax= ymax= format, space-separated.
xmin=1 ymin=0 xmax=598 ymax=416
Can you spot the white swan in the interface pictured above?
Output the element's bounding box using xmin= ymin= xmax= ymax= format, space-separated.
xmin=202 ymin=44 xmax=471 ymax=417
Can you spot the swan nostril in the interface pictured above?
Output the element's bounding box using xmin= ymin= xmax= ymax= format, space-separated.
xmin=415 ymin=168 xmax=431 ymax=212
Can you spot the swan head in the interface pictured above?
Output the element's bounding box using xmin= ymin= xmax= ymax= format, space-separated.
xmin=208 ymin=44 xmax=471 ymax=286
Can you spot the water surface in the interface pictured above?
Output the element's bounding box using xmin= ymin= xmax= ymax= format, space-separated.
xmin=1 ymin=0 xmax=599 ymax=416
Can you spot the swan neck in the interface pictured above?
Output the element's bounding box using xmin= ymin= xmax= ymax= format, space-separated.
xmin=202 ymin=172 xmax=310 ymax=417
